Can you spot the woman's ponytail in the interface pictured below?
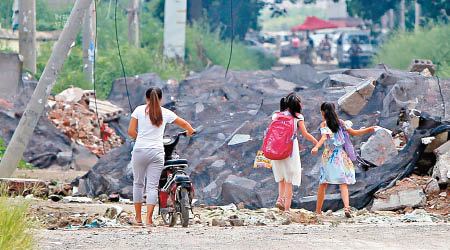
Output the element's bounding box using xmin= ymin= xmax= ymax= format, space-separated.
xmin=145 ymin=87 xmax=163 ymax=127
xmin=321 ymin=102 xmax=340 ymax=133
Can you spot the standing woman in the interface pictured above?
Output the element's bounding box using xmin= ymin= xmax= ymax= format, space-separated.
xmin=272 ymin=93 xmax=318 ymax=212
xmin=311 ymin=102 xmax=375 ymax=217
xmin=128 ymin=87 xmax=195 ymax=226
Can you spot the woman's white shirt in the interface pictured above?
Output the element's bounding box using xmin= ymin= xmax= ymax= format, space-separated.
xmin=131 ymin=105 xmax=178 ymax=150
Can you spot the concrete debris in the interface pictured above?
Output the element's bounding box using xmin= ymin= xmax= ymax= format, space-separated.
xmin=408 ymin=59 xmax=436 ymax=76
xmin=55 ymin=87 xmax=84 ymax=103
xmin=337 ymin=78 xmax=376 ymax=115
xmin=361 ymin=129 xmax=398 ymax=166
xmin=371 ymin=184 xmax=426 ymax=212
xmin=47 ymin=95 xmax=123 ymax=155
xmin=87 ymin=98 xmax=123 ymax=122
xmin=424 ymin=178 xmax=440 ymax=195
xmin=433 ymin=140 xmax=450 ymax=184
xmin=433 ymin=152 xmax=450 ymax=184
xmin=371 ymin=175 xmax=449 ymax=215
xmin=322 ymin=74 xmax=364 ymax=87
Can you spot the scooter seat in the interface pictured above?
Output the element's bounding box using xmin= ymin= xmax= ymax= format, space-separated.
xmin=175 ymin=174 xmax=191 ymax=183
xmin=164 ymin=159 xmax=188 ymax=166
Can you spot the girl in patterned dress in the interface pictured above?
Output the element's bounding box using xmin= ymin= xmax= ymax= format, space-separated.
xmin=311 ymin=102 xmax=375 ymax=217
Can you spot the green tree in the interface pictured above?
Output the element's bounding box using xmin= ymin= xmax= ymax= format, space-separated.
xmin=0 ymin=0 xmax=14 ymax=29
xmin=347 ymin=0 xmax=400 ymax=23
xmin=417 ymin=0 xmax=450 ymax=21
xmin=153 ymin=0 xmax=264 ymax=40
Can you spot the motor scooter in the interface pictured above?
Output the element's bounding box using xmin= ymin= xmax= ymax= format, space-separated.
xmin=158 ymin=131 xmax=194 ymax=227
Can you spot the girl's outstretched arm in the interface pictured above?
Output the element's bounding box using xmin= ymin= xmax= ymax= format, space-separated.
xmin=347 ymin=126 xmax=375 ymax=136
xmin=311 ymin=134 xmax=327 ymax=155
xmin=298 ymin=120 xmax=318 ymax=146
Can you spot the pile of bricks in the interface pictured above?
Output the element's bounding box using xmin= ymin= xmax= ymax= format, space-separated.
xmin=46 ymin=88 xmax=123 ymax=155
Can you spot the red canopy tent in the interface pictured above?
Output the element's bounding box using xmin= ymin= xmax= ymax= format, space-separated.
xmin=291 ymin=16 xmax=338 ymax=32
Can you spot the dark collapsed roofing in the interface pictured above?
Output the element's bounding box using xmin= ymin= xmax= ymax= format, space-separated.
xmin=2 ymin=63 xmax=449 ymax=211
xmin=77 ymin=63 xmax=450 ymax=210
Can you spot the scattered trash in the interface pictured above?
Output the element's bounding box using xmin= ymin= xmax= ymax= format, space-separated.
xmin=62 ymin=196 xmax=93 ymax=203
xmin=104 ymin=206 xmax=123 ymax=220
xmin=228 ymin=134 xmax=251 ymax=146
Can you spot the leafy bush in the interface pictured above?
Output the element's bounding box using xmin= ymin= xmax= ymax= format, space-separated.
xmin=372 ymin=23 xmax=450 ymax=78
xmin=0 ymin=138 xmax=34 ymax=170
xmin=186 ymin=22 xmax=277 ymax=71
xmin=0 ymin=185 xmax=36 ymax=250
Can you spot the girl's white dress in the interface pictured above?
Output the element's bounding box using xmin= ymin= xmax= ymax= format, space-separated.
xmin=271 ymin=112 xmax=303 ymax=186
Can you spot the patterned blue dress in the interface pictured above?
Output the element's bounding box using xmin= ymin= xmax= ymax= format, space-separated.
xmin=319 ymin=123 xmax=356 ymax=185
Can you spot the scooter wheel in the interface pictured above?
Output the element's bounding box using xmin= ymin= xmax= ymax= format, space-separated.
xmin=180 ymin=188 xmax=190 ymax=228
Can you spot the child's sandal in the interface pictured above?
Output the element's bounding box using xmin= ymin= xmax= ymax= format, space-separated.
xmin=344 ymin=207 xmax=353 ymax=218
xmin=275 ymin=198 xmax=285 ymax=211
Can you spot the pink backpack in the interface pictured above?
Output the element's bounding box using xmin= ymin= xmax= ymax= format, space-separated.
xmin=262 ymin=112 xmax=296 ymax=160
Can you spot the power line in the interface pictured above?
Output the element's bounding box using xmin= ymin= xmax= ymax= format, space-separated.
xmin=225 ymin=0 xmax=233 ymax=78
xmin=115 ymin=0 xmax=133 ymax=113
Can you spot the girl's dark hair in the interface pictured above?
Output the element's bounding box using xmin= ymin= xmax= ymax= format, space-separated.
xmin=285 ymin=92 xmax=302 ymax=119
xmin=321 ymin=102 xmax=340 ymax=133
xmin=280 ymin=97 xmax=287 ymax=111
xmin=145 ymin=87 xmax=163 ymax=127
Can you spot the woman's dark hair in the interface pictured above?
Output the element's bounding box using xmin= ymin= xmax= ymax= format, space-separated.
xmin=285 ymin=92 xmax=302 ymax=119
xmin=321 ymin=102 xmax=340 ymax=133
xmin=280 ymin=97 xmax=287 ymax=111
xmin=145 ymin=87 xmax=163 ymax=127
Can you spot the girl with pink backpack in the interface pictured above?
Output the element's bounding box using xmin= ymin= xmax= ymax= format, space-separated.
xmin=265 ymin=93 xmax=318 ymax=212
xmin=311 ymin=102 xmax=375 ymax=217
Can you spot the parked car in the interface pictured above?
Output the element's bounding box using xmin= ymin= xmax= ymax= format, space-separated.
xmin=243 ymin=39 xmax=276 ymax=57
xmin=336 ymin=31 xmax=375 ymax=68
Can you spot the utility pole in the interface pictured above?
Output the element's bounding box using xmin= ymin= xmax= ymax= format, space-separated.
xmin=18 ymin=0 xmax=36 ymax=73
xmin=415 ymin=1 xmax=421 ymax=30
xmin=164 ymin=0 xmax=187 ymax=59
xmin=83 ymin=0 xmax=96 ymax=83
xmin=0 ymin=0 xmax=92 ymax=178
xmin=127 ymin=0 xmax=139 ymax=47
xmin=399 ymin=0 xmax=406 ymax=31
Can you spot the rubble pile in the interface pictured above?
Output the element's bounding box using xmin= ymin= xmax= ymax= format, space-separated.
xmin=371 ymin=174 xmax=449 ymax=215
xmin=77 ymin=63 xmax=450 ymax=211
xmin=47 ymin=88 xmax=123 ymax=155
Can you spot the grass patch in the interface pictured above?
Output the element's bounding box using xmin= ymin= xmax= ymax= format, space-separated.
xmin=372 ymin=23 xmax=450 ymax=78
xmin=0 ymin=138 xmax=34 ymax=170
xmin=0 ymin=183 xmax=36 ymax=250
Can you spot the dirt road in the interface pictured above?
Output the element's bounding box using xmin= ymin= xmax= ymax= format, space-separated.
xmin=37 ymin=223 xmax=449 ymax=250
